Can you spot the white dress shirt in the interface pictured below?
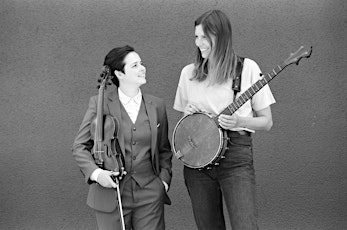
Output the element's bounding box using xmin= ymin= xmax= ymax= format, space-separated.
xmin=118 ymin=88 xmax=142 ymax=124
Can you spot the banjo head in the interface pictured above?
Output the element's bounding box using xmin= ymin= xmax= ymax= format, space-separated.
xmin=172 ymin=113 xmax=224 ymax=168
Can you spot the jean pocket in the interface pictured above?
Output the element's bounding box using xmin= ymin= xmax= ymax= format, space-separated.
xmin=223 ymin=141 xmax=253 ymax=168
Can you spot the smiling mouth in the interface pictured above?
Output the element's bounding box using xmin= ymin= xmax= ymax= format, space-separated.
xmin=200 ymin=48 xmax=209 ymax=53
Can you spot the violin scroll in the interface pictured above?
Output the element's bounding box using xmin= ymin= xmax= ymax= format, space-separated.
xmin=97 ymin=65 xmax=113 ymax=89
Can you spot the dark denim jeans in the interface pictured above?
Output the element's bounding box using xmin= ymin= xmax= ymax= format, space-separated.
xmin=184 ymin=132 xmax=258 ymax=230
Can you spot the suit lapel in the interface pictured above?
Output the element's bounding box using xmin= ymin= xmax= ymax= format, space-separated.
xmin=106 ymin=89 xmax=126 ymax=156
xmin=143 ymin=94 xmax=158 ymax=161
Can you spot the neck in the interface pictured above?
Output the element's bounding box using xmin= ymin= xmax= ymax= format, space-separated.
xmin=119 ymin=85 xmax=140 ymax=98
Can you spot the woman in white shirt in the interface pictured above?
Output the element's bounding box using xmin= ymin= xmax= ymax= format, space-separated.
xmin=173 ymin=10 xmax=275 ymax=230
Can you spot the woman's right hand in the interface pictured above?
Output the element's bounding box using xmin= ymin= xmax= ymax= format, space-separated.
xmin=184 ymin=104 xmax=200 ymax=116
xmin=96 ymin=170 xmax=119 ymax=188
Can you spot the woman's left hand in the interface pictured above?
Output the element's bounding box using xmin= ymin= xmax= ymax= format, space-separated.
xmin=218 ymin=114 xmax=239 ymax=130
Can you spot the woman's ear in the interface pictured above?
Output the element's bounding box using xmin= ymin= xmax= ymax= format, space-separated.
xmin=115 ymin=70 xmax=125 ymax=80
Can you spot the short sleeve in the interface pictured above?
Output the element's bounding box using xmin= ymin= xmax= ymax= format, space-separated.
xmin=247 ymin=59 xmax=276 ymax=111
xmin=173 ymin=65 xmax=192 ymax=112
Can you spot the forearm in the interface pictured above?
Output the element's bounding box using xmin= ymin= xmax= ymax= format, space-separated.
xmin=237 ymin=115 xmax=273 ymax=131
xmin=239 ymin=106 xmax=273 ymax=131
xmin=219 ymin=106 xmax=273 ymax=131
xmin=158 ymin=111 xmax=173 ymax=185
xmin=158 ymin=140 xmax=173 ymax=185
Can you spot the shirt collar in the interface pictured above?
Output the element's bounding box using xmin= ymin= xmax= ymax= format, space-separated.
xmin=118 ymin=88 xmax=142 ymax=105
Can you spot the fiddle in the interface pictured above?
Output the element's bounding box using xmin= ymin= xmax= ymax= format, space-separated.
xmin=90 ymin=66 xmax=126 ymax=180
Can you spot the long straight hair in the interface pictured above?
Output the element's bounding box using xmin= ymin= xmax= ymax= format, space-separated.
xmin=192 ymin=10 xmax=238 ymax=85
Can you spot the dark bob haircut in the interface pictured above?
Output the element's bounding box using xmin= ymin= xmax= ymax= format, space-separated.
xmin=103 ymin=45 xmax=135 ymax=87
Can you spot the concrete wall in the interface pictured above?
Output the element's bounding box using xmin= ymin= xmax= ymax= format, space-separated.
xmin=1 ymin=0 xmax=346 ymax=229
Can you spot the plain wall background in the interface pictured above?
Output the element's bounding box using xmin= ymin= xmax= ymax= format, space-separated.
xmin=1 ymin=0 xmax=346 ymax=229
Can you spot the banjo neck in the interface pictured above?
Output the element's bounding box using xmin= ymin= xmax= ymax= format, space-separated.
xmin=217 ymin=64 xmax=284 ymax=117
xmin=217 ymin=46 xmax=313 ymax=118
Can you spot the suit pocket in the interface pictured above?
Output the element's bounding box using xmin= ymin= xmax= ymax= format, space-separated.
xmin=87 ymin=183 xmax=118 ymax=212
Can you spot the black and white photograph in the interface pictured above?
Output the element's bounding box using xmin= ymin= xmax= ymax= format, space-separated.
xmin=1 ymin=0 xmax=346 ymax=229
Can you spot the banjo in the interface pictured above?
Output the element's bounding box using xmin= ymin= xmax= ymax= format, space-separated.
xmin=172 ymin=46 xmax=312 ymax=169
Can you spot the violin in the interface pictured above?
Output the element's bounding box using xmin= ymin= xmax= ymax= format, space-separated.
xmin=90 ymin=66 xmax=126 ymax=180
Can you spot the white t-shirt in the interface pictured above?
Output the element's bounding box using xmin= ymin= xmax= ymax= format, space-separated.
xmin=173 ymin=58 xmax=276 ymax=132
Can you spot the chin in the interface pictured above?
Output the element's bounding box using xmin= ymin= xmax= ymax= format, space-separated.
xmin=201 ymin=53 xmax=210 ymax=59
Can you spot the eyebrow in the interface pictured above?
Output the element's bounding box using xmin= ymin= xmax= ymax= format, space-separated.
xmin=129 ymin=60 xmax=141 ymax=66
